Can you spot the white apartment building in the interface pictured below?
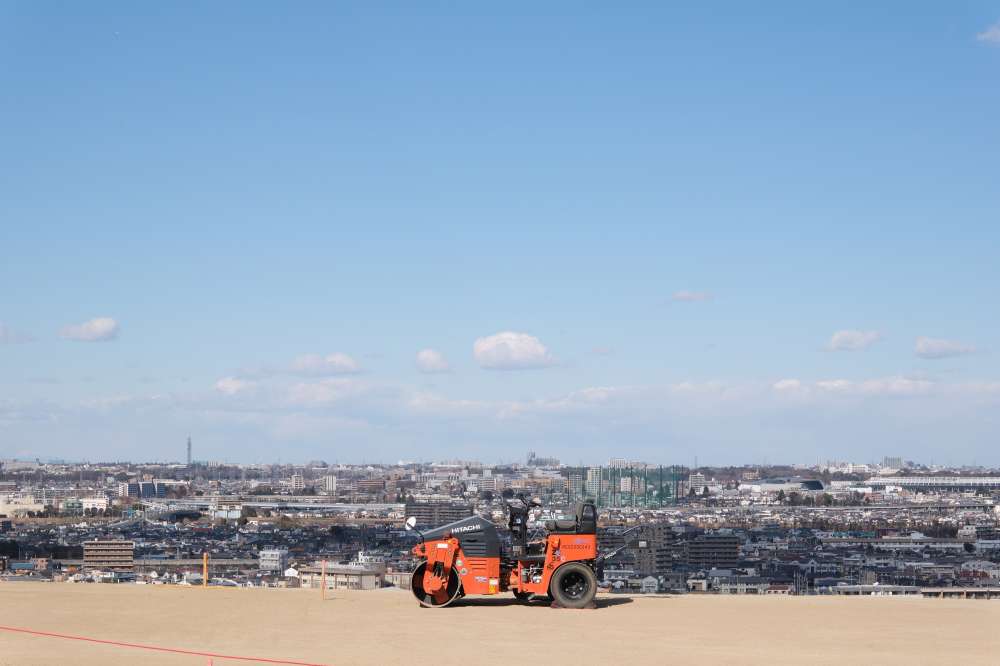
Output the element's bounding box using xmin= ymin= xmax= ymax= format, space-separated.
xmin=81 ymin=496 xmax=110 ymax=511
xmin=259 ymin=548 xmax=289 ymax=573
xmin=585 ymin=467 xmax=602 ymax=498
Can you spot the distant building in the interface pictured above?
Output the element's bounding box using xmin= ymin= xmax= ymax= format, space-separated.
xmin=356 ymin=479 xmax=385 ymax=494
xmin=83 ymin=540 xmax=135 ymax=572
xmin=688 ymin=473 xmax=707 ymax=494
xmin=712 ymin=574 xmax=769 ymax=595
xmin=585 ymin=467 xmax=602 ymax=499
xmin=640 ymin=576 xmax=659 ymax=593
xmin=138 ymin=482 xmax=163 ymax=498
xmin=298 ymin=563 xmax=385 ymax=590
xmin=866 ymin=477 xmax=1000 ymax=491
xmin=0 ymin=494 xmax=43 ymax=516
xmin=883 ymin=456 xmax=903 ymax=469
xmin=633 ymin=524 xmax=678 ymax=576
xmin=385 ymin=570 xmax=412 ymax=590
xmin=117 ymin=482 xmax=140 ymax=498
xmin=404 ymin=500 xmax=473 ymax=527
xmin=259 ymin=548 xmax=289 ymax=573
xmin=211 ymin=499 xmax=243 ymax=521
xmin=81 ymin=496 xmax=109 ymax=511
xmin=290 ymin=475 xmax=305 ymax=492
xmin=830 ymin=584 xmax=919 ymax=596
xmin=687 ymin=533 xmax=740 ymax=569
xmin=752 ymin=477 xmax=824 ymax=493
xmin=526 ymin=452 xmax=560 ymax=467
xmin=113 ymin=481 xmax=163 ymax=499
xmin=323 ymin=475 xmax=337 ymax=495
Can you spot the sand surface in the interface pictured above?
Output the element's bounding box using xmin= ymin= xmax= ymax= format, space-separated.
xmin=1 ymin=582 xmax=998 ymax=665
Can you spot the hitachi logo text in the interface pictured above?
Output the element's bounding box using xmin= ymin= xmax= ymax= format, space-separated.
xmin=451 ymin=524 xmax=481 ymax=534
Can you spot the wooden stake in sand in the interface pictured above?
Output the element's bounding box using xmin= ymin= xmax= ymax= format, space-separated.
xmin=321 ymin=560 xmax=327 ymax=600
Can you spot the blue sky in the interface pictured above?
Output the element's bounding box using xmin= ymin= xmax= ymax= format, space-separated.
xmin=2 ymin=2 xmax=999 ymax=464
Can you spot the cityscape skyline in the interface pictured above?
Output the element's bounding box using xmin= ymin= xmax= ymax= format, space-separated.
xmin=0 ymin=447 xmax=982 ymax=470
xmin=2 ymin=4 xmax=999 ymax=463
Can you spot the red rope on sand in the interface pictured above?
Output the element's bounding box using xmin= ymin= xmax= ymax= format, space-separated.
xmin=0 ymin=624 xmax=330 ymax=665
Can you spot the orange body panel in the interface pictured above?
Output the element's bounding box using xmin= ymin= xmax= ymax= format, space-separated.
xmin=454 ymin=554 xmax=501 ymax=594
xmin=518 ymin=533 xmax=598 ymax=595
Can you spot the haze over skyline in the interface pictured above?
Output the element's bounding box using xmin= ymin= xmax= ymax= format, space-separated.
xmin=2 ymin=3 xmax=999 ymax=464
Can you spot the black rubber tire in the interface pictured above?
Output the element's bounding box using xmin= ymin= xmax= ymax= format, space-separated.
xmin=411 ymin=562 xmax=461 ymax=608
xmin=549 ymin=562 xmax=597 ymax=609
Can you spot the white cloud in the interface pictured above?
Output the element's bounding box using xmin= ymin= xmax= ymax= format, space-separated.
xmin=415 ymin=349 xmax=450 ymax=374
xmin=497 ymin=388 xmax=611 ymax=419
xmin=914 ymin=336 xmax=976 ymax=360
xmin=59 ymin=317 xmax=119 ymax=342
xmin=406 ymin=392 xmax=488 ymax=415
xmin=771 ymin=377 xmax=935 ymax=397
xmin=816 ymin=379 xmax=852 ymax=392
xmin=290 ymin=352 xmax=361 ymax=376
xmin=9 ymin=371 xmax=1000 ymax=461
xmin=0 ymin=323 xmax=32 ymax=344
xmin=285 ymin=378 xmax=361 ymax=406
xmin=215 ymin=377 xmax=255 ymax=395
xmin=977 ymin=22 xmax=1000 ymax=44
xmin=806 ymin=377 xmax=933 ymax=396
xmin=956 ymin=382 xmax=1000 ymax=395
xmin=772 ymin=378 xmax=803 ymax=392
xmin=671 ymin=290 xmax=712 ymax=302
xmin=856 ymin=377 xmax=933 ymax=396
xmin=827 ymin=329 xmax=881 ymax=351
xmin=473 ymin=331 xmax=555 ymax=370
xmin=667 ymin=381 xmax=736 ymax=396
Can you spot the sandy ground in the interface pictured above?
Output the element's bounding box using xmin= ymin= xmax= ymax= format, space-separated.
xmin=1 ymin=583 xmax=999 ymax=665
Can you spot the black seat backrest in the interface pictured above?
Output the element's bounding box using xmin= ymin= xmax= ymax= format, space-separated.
xmin=575 ymin=500 xmax=597 ymax=534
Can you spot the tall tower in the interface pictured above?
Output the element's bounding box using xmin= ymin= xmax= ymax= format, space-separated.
xmin=186 ymin=436 xmax=192 ymax=466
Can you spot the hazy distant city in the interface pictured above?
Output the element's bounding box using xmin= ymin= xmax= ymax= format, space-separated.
xmin=5 ymin=444 xmax=1000 ymax=599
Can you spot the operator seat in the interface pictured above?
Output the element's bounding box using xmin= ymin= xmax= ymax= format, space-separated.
xmin=544 ymin=500 xmax=597 ymax=534
xmin=545 ymin=518 xmax=578 ymax=533
xmin=576 ymin=499 xmax=597 ymax=534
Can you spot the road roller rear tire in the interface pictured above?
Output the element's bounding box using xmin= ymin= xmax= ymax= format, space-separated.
xmin=549 ymin=562 xmax=597 ymax=609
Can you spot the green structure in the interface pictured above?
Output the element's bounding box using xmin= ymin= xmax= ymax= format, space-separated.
xmin=568 ymin=465 xmax=686 ymax=508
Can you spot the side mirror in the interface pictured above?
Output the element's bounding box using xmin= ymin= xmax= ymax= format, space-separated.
xmin=404 ymin=516 xmax=417 ymax=531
